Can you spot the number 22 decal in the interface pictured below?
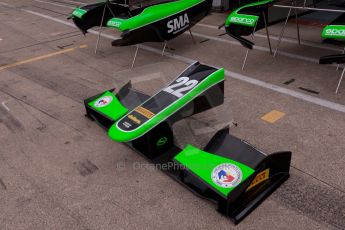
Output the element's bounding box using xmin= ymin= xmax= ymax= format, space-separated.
xmin=163 ymin=77 xmax=199 ymax=98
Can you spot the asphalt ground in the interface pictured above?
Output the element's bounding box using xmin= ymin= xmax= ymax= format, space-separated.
xmin=0 ymin=1 xmax=344 ymax=229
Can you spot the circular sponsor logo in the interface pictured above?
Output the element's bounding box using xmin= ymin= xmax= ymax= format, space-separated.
xmin=211 ymin=163 xmax=242 ymax=188
xmin=94 ymin=96 xmax=113 ymax=108
xmin=157 ymin=137 xmax=168 ymax=147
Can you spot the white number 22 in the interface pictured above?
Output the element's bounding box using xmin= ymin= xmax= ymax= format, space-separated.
xmin=163 ymin=77 xmax=198 ymax=98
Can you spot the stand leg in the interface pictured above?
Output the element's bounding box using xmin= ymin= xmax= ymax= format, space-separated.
xmin=336 ymin=68 xmax=345 ymax=93
xmin=162 ymin=41 xmax=168 ymax=56
xmin=242 ymin=24 xmax=257 ymax=70
xmin=294 ymin=9 xmax=301 ymax=45
xmin=263 ymin=12 xmax=272 ymax=55
xmin=274 ymin=8 xmax=292 ymax=57
xmin=242 ymin=50 xmax=249 ymax=71
xmin=189 ymin=29 xmax=196 ymax=44
xmin=95 ymin=1 xmax=108 ymax=54
xmin=131 ymin=46 xmax=139 ymax=69
xmin=336 ymin=46 xmax=345 ymax=71
xmin=106 ymin=1 xmax=116 ymax=17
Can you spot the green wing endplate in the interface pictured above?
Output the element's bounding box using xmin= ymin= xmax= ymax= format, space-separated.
xmin=84 ymin=90 xmax=129 ymax=130
xmin=173 ymin=128 xmax=291 ymax=223
xmin=174 ymin=145 xmax=255 ymax=196
xmin=87 ymin=91 xmax=128 ymax=121
xmin=69 ymin=1 xmax=130 ymax=34
xmin=84 ymin=84 xmax=151 ymax=130
xmin=225 ymin=0 xmax=273 ymax=28
xmin=72 ymin=8 xmax=87 ymax=19
xmin=224 ymin=0 xmax=273 ymax=49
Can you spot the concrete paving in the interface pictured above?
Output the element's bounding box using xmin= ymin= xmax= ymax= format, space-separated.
xmin=0 ymin=0 xmax=344 ymax=229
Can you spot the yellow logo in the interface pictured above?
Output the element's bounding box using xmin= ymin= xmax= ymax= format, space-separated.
xmin=135 ymin=106 xmax=155 ymax=119
xmin=128 ymin=114 xmax=141 ymax=124
xmin=246 ymin=169 xmax=270 ymax=191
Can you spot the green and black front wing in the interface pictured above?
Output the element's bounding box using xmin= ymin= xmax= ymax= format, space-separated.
xmin=69 ymin=0 xmax=212 ymax=46
xmin=84 ymin=62 xmax=291 ymax=224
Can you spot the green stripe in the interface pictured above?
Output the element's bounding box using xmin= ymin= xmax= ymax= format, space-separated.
xmin=108 ymin=68 xmax=224 ymax=142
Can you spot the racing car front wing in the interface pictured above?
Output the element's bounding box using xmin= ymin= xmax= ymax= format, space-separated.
xmin=83 ymin=62 xmax=291 ymax=224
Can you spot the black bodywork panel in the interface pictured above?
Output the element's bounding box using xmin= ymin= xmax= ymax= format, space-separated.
xmin=320 ymin=54 xmax=345 ymax=64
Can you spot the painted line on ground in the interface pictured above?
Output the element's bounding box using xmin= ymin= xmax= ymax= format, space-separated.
xmin=191 ymin=31 xmax=319 ymax=63
xmin=1 ymin=101 xmax=10 ymax=111
xmin=0 ymin=45 xmax=87 ymax=71
xmin=58 ymin=0 xmax=85 ymax=5
xmin=34 ymin=0 xmax=75 ymax=9
xmin=0 ymin=2 xmax=10 ymax=6
xmin=197 ymin=23 xmax=343 ymax=53
xmin=224 ymin=69 xmax=345 ymax=113
xmin=9 ymin=6 xmax=345 ymax=113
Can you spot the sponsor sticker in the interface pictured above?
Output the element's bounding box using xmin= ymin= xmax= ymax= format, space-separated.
xmin=246 ymin=168 xmax=270 ymax=191
xmin=123 ymin=121 xmax=132 ymax=128
xmin=157 ymin=137 xmax=168 ymax=146
xmin=230 ymin=16 xmax=256 ymax=27
xmin=211 ymin=163 xmax=243 ymax=188
xmin=94 ymin=96 xmax=113 ymax=108
xmin=107 ymin=19 xmax=122 ymax=28
xmin=135 ymin=106 xmax=155 ymax=119
xmin=325 ymin=29 xmax=345 ymax=37
xmin=128 ymin=114 xmax=141 ymax=125
xmin=167 ymin=13 xmax=190 ymax=34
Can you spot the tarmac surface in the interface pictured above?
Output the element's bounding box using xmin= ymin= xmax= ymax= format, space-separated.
xmin=0 ymin=0 xmax=344 ymax=229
